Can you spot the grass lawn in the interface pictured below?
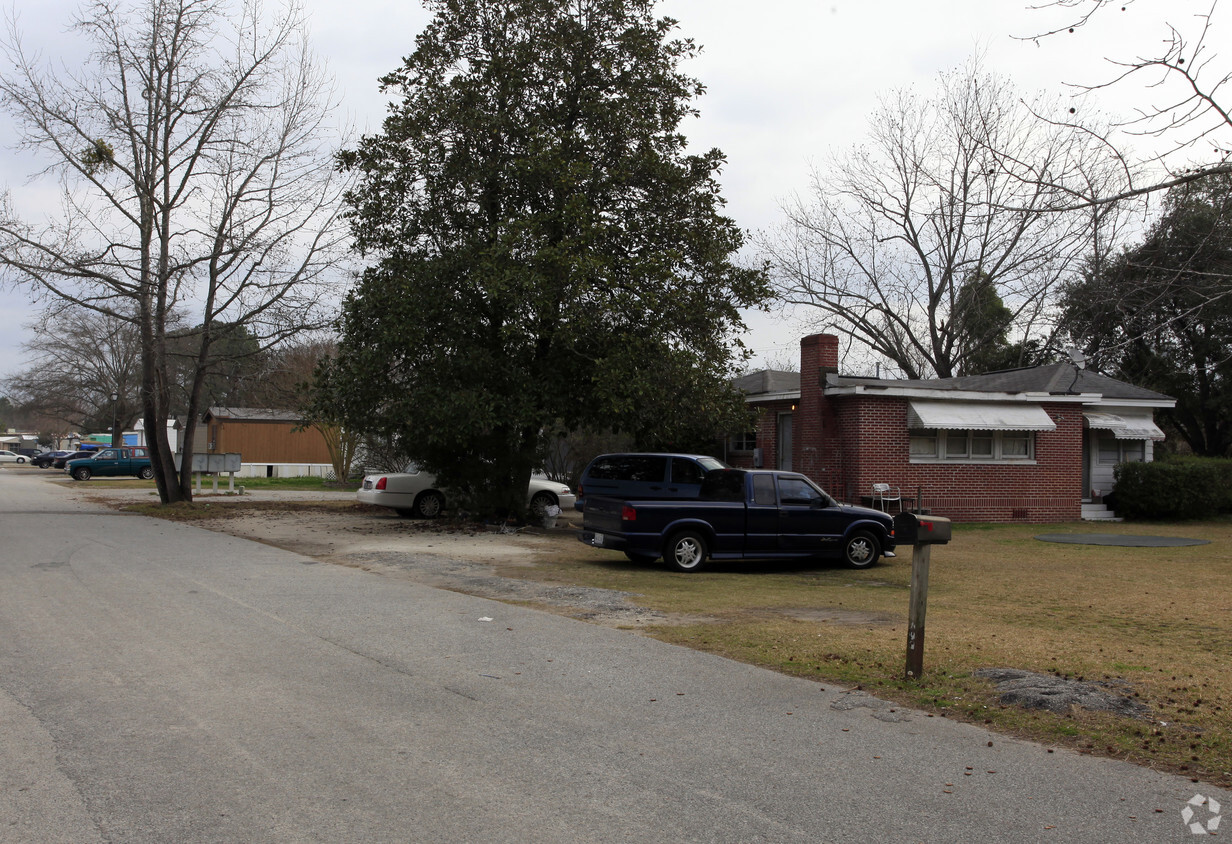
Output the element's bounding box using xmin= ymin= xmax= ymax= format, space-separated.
xmin=518 ymin=519 xmax=1232 ymax=787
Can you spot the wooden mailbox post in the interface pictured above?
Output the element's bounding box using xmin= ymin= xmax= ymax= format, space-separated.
xmin=893 ymin=512 xmax=952 ymax=680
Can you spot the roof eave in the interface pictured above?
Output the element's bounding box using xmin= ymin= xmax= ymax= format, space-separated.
xmin=824 ymin=385 xmax=1099 ymax=404
xmin=744 ymin=390 xmax=802 ymax=404
xmin=1088 ymin=397 xmax=1177 ymax=410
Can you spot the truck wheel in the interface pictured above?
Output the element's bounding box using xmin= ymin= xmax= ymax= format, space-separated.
xmin=72 ymin=467 xmax=92 ymax=481
xmin=666 ymin=531 xmax=708 ymax=573
xmin=413 ymin=490 xmax=445 ymax=518
xmin=137 ymin=466 xmax=154 ymax=480
xmin=843 ymin=531 xmax=880 ymax=569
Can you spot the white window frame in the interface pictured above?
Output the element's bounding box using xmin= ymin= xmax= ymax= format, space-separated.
xmin=729 ymin=431 xmax=757 ymax=452
xmin=909 ymin=428 xmax=1036 ymax=464
xmin=910 ymin=429 xmax=939 ymax=458
xmin=1097 ymin=436 xmax=1145 ymax=465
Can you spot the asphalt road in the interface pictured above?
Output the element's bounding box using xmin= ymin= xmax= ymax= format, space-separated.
xmin=0 ymin=470 xmax=1226 ymax=843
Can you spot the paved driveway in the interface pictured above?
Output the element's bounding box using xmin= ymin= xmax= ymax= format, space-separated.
xmin=0 ymin=471 xmax=1226 ymax=842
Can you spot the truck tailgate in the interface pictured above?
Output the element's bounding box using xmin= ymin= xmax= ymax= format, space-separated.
xmin=581 ymin=496 xmax=625 ymax=533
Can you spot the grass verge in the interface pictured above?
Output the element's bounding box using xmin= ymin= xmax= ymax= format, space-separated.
xmin=513 ymin=519 xmax=1232 ymax=788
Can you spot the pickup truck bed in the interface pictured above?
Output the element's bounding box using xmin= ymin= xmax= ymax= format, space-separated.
xmin=579 ymin=469 xmax=896 ymax=572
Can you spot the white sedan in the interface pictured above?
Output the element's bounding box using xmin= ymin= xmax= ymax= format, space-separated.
xmin=0 ymin=450 xmax=28 ymax=464
xmin=357 ymin=465 xmax=576 ymax=519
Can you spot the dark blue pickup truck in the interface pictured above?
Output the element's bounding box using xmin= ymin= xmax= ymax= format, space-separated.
xmin=579 ymin=469 xmax=897 ymax=572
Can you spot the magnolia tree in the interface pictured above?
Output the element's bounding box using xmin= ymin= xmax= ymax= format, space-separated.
xmin=320 ymin=0 xmax=768 ymax=517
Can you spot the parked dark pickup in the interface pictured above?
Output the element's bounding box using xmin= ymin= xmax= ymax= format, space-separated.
xmin=579 ymin=469 xmax=896 ymax=572
xmin=65 ymin=446 xmax=153 ymax=481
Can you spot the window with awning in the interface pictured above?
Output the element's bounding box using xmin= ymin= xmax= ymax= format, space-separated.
xmin=906 ymin=401 xmax=1052 ymax=463
xmin=1082 ymin=411 xmax=1165 ymax=441
xmin=907 ymin=401 xmax=1057 ymax=432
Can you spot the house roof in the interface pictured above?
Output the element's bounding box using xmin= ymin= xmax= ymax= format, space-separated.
xmin=732 ymin=369 xmax=801 ymax=397
xmin=829 ymin=363 xmax=1173 ymax=404
xmin=737 ymin=362 xmax=1174 ymax=407
xmin=203 ymin=407 xmax=305 ymax=423
xmin=133 ymin=418 xmax=183 ymax=431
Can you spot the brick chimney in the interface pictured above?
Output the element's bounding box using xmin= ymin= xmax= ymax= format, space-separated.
xmin=796 ymin=334 xmax=841 ymax=490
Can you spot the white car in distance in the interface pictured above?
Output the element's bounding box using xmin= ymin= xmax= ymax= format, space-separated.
xmin=358 ymin=464 xmax=576 ymax=519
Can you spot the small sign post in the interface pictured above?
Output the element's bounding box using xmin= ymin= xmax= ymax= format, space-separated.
xmin=893 ymin=513 xmax=952 ymax=680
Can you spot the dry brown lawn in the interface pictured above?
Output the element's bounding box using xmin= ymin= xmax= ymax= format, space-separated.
xmin=512 ymin=518 xmax=1232 ymax=787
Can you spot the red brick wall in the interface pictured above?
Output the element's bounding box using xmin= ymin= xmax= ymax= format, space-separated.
xmin=829 ymin=396 xmax=1082 ymax=523
xmin=746 ymin=332 xmax=1085 ymax=523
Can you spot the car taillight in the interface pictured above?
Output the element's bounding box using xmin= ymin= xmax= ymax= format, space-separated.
xmin=621 ymin=505 xmax=636 ymax=522
xmin=375 ymin=477 xmax=387 ymax=490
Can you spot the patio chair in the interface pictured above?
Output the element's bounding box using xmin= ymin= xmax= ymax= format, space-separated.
xmin=871 ymin=483 xmax=902 ymax=513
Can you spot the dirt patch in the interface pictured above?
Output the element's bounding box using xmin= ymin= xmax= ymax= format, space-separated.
xmin=974 ymin=668 xmax=1152 ymax=719
xmin=155 ymin=501 xmax=687 ymax=627
xmin=332 ymin=548 xmax=676 ymax=627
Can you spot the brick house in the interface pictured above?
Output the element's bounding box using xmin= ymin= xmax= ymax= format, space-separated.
xmin=730 ymin=334 xmax=1175 ymax=523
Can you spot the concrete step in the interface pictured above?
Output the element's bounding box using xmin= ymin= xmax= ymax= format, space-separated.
xmin=1081 ymin=503 xmax=1122 ymax=522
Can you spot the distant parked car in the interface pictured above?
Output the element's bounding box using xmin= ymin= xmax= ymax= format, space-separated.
xmin=32 ymin=450 xmax=71 ymax=468
xmin=53 ymin=450 xmax=97 ymax=469
xmin=358 ymin=464 xmax=576 ymax=519
xmin=65 ymin=446 xmax=153 ymax=481
xmin=0 ymin=450 xmax=27 ymax=464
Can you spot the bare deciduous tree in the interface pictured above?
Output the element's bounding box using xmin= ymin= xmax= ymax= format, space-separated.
xmin=0 ymin=0 xmax=351 ymax=502
xmin=4 ymin=306 xmax=142 ymax=435
xmin=760 ymin=63 xmax=1127 ymax=378
xmin=1023 ymin=0 xmax=1231 ymax=204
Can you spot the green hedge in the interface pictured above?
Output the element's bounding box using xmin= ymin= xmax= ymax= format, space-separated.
xmin=1113 ymin=457 xmax=1232 ymax=520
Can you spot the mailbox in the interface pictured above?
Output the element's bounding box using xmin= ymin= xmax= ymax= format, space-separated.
xmin=173 ymin=452 xmax=242 ymax=473
xmin=894 ymin=512 xmax=952 ymax=546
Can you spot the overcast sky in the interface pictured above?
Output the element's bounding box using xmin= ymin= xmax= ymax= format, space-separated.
xmin=0 ymin=0 xmax=1208 ymax=383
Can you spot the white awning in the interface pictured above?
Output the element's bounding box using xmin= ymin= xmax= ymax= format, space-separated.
xmin=907 ymin=400 xmax=1057 ymax=431
xmin=1083 ymin=411 xmax=1166 ymax=440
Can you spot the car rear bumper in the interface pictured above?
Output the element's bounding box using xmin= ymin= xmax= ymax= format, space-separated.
xmin=357 ymin=489 xmax=415 ymax=509
xmin=578 ymin=530 xmax=628 ymax=552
